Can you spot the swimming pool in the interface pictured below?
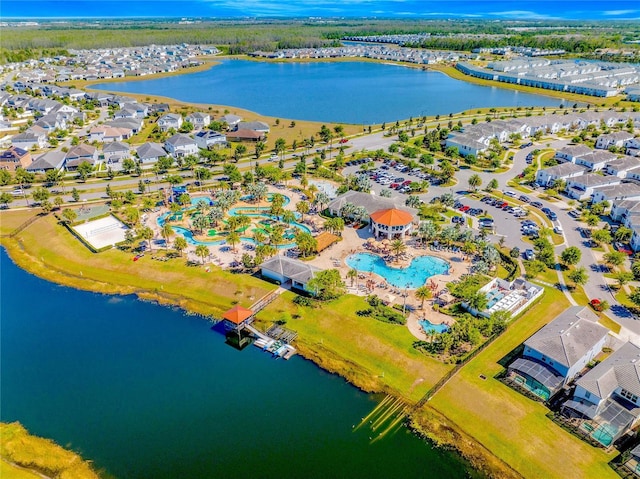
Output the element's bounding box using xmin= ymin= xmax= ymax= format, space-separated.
xmin=419 ymin=319 xmax=450 ymax=334
xmin=345 ymin=253 xmax=449 ymax=289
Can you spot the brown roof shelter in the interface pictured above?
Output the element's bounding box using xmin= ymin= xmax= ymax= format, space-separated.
xmin=315 ymin=231 xmax=340 ymax=253
xmin=222 ymin=305 xmax=254 ymax=326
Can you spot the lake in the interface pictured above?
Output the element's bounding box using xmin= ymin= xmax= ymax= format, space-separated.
xmin=93 ymin=59 xmax=562 ymax=124
xmin=0 ymin=248 xmax=478 ymax=479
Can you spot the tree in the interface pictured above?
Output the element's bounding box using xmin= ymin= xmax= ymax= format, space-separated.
xmin=174 ymin=236 xmax=187 ymax=257
xmin=614 ymin=271 xmax=634 ymax=289
xmin=76 ymin=161 xmax=94 ymax=182
xmin=282 ymin=210 xmax=296 ymax=225
xmin=347 ymin=268 xmax=358 ymax=287
xmin=307 ymin=269 xmax=346 ymax=300
xmin=61 ymin=208 xmax=77 ymax=224
xmin=0 ymin=169 xmax=12 ymax=186
xmin=467 ymin=292 xmax=488 ymax=312
xmin=405 ymin=195 xmax=421 ymax=209
xmin=296 ymin=200 xmax=310 ymax=221
xmin=138 ymin=226 xmax=154 ymax=252
xmin=195 ymin=244 xmax=210 ymax=264
xmin=415 ymin=285 xmax=432 ymax=309
xmin=614 ymin=226 xmax=632 ymax=243
xmin=468 ymin=174 xmax=482 ymax=192
xmin=603 ymin=251 xmax=626 ymax=269
xmin=295 ymin=231 xmax=317 ymax=258
xmin=226 ymin=231 xmax=240 ymax=251
xmin=591 ymin=229 xmax=612 ymax=246
xmin=122 ymin=158 xmax=136 ymax=174
xmin=53 ymin=196 xmax=64 ymax=210
xmin=161 ymin=223 xmax=173 ymax=247
xmin=71 ymin=188 xmax=80 ymax=202
xmin=568 ymin=267 xmax=588 ymax=288
xmin=561 ymin=246 xmax=582 ymax=266
xmin=629 ymin=289 xmax=640 ymax=308
xmin=390 ymin=239 xmax=407 ymax=259
xmin=31 ymin=187 xmax=49 ymax=204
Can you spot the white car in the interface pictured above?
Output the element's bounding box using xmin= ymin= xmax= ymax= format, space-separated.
xmin=504 ymin=190 xmax=516 ymax=197
xmin=11 ymin=189 xmax=24 ymax=196
xmin=269 ymin=154 xmax=279 ymax=161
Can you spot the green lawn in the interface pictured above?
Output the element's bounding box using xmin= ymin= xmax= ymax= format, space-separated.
xmin=428 ymin=287 xmax=618 ymax=479
xmin=255 ymin=293 xmax=453 ymax=402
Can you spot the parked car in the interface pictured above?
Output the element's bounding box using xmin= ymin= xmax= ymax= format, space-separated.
xmin=614 ymin=242 xmax=633 ymax=255
xmin=548 ymin=212 xmax=558 ymax=221
xmin=531 ymin=201 xmax=543 ymax=209
xmin=504 ymin=191 xmax=516 ymax=197
xmin=519 ymin=195 xmax=530 ymax=203
xmin=524 ymin=249 xmax=535 ymax=260
xmin=568 ymin=210 xmax=581 ymax=219
xmin=451 ymin=216 xmax=464 ymax=224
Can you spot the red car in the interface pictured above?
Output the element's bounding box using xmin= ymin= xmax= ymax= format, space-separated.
xmin=460 ymin=206 xmax=470 ymax=212
xmin=500 ymin=202 xmax=509 ymax=208
xmin=339 ymin=138 xmax=348 ymax=144
xmin=402 ymin=180 xmax=412 ymax=186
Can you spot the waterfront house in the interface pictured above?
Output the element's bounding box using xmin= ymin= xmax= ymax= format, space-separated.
xmin=136 ymin=142 xmax=167 ymax=164
xmin=194 ymin=130 xmax=227 ymax=149
xmin=261 ymin=255 xmax=321 ymax=292
xmin=26 ymin=150 xmax=66 ymax=174
xmin=0 ymin=146 xmax=32 ymax=171
xmin=157 ymin=113 xmax=183 ymax=132
xmin=185 ymin=112 xmax=211 ymax=129
xmin=444 ymin=133 xmax=488 ymax=157
xmin=164 ymin=133 xmax=198 ymax=157
xmin=236 ymin=121 xmax=270 ymax=134
xmin=219 ymin=114 xmax=242 ymax=128
xmin=562 ymin=341 xmax=640 ymax=447
xmin=226 ymin=130 xmax=266 ymax=142
xmin=508 ymin=306 xmax=607 ymax=401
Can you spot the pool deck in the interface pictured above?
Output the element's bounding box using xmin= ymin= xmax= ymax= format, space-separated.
xmin=143 ymin=182 xmax=467 ymax=340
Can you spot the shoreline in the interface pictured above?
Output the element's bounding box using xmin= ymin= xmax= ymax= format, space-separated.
xmin=0 ymin=217 xmax=517 ymax=479
xmin=68 ymin=54 xmax=627 ymax=132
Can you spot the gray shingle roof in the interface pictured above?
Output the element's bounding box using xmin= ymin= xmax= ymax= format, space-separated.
xmin=136 ymin=142 xmax=167 ymax=159
xmin=541 ymin=162 xmax=587 ymax=177
xmin=524 ymin=306 xmax=606 ymax=370
xmin=261 ymin=255 xmax=320 ymax=284
xmin=327 ymin=191 xmax=416 ymax=218
xmin=576 ymin=341 xmax=640 ymax=399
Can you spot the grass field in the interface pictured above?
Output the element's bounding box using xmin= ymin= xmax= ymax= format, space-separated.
xmin=0 ymin=211 xmax=274 ymax=318
xmin=255 ymin=292 xmax=453 ymax=401
xmin=0 ymin=422 xmax=99 ymax=479
xmin=427 ymin=287 xmax=618 ymax=479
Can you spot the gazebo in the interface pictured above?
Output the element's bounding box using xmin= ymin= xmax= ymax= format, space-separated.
xmin=369 ymin=208 xmax=414 ymax=240
xmin=222 ymin=304 xmax=255 ymax=331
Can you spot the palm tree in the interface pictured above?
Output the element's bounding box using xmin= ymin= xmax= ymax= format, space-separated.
xmin=174 ymin=237 xmax=187 ymax=257
xmin=415 ymin=285 xmax=432 ymax=309
xmin=418 ymin=220 xmax=438 ymax=246
xmin=253 ymin=230 xmax=266 ymax=245
xmin=347 ymin=268 xmax=358 ymax=287
xmin=296 ymin=200 xmax=310 ymax=221
xmin=468 ymin=174 xmax=482 ymax=192
xmin=390 ymin=239 xmax=406 ymax=259
xmin=194 ymin=244 xmax=208 ymax=264
xmin=307 ymin=183 xmax=318 ymax=203
xmin=226 ymin=231 xmax=240 ymax=252
xmin=295 ymin=231 xmax=317 ymax=258
xmin=467 ymin=292 xmax=489 ymax=312
xmin=315 ymin=191 xmax=330 ymax=212
xmin=282 ymin=210 xmax=297 ymax=225
xmin=161 ymin=223 xmax=173 ymax=248
xmin=138 ymin=226 xmax=154 ymax=252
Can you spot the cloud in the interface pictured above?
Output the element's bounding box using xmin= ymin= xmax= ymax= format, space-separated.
xmin=488 ymin=10 xmax=560 ymax=20
xmin=603 ymin=10 xmax=638 ymax=16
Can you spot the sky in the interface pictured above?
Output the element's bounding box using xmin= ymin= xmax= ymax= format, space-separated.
xmin=2 ymin=1 xmax=640 ymax=20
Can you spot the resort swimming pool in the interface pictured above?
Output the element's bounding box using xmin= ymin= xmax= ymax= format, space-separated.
xmin=345 ymin=253 xmax=449 ymax=289
xmin=419 ymin=319 xmax=450 ymax=335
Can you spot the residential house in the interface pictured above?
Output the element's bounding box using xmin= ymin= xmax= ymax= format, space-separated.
xmin=185 ymin=112 xmax=211 ymax=129
xmin=508 ymin=306 xmax=607 ymax=400
xmin=11 ymin=129 xmax=47 ymax=150
xmin=219 ymin=114 xmax=242 ymax=128
xmin=106 ymin=119 xmax=142 ymax=134
xmin=226 ymin=130 xmax=266 ymax=142
xmin=535 ymin=163 xmax=587 ymax=187
xmin=605 ymin=156 xmax=640 ymax=178
xmin=194 ymin=130 xmax=226 ymax=149
xmin=65 ymin=144 xmax=99 ymax=170
xmin=136 ymin=142 xmax=167 ymax=164
xmin=89 ymin=126 xmax=132 ymax=143
xmin=562 ymin=341 xmax=640 ymax=447
xmin=164 ymin=133 xmax=198 ymax=157
xmin=445 ymin=133 xmax=488 ymax=157
xmin=0 ymin=146 xmax=32 ymax=171
xmin=26 ymin=150 xmax=66 ymax=173
xmin=261 ymin=255 xmax=321 ymax=292
xmin=235 ymin=121 xmax=270 ymax=134
xmin=574 ymin=150 xmax=617 ymax=172
xmin=565 ymin=174 xmax=621 ymax=200
xmin=103 ymin=141 xmax=131 ymax=166
xmin=611 ymin=200 xmax=640 ymax=228
xmin=157 ymin=113 xmax=183 ymax=132
xmin=596 ymin=131 xmax=634 ymax=150
xmin=555 ymin=144 xmax=593 ymax=163
xmin=591 ymin=183 xmax=640 ymax=204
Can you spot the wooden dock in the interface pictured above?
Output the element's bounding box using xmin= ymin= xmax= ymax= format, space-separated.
xmin=245 ymin=324 xmax=297 ymax=359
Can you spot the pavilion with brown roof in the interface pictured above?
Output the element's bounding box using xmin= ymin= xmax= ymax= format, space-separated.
xmin=369 ymin=208 xmax=414 ymax=239
xmin=222 ymin=304 xmax=255 ymax=330
xmin=315 ymin=231 xmax=340 ymax=253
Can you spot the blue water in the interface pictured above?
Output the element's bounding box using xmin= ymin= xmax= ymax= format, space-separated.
xmin=0 ymin=248 xmax=475 ymax=478
xmin=346 ymin=252 xmax=449 ymax=289
xmin=93 ymin=59 xmax=562 ymax=124
xmin=419 ymin=319 xmax=450 ymax=334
